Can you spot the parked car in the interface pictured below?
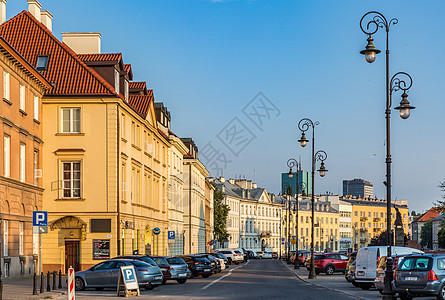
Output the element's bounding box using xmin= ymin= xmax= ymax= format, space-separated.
xmin=165 ymin=256 xmax=190 ymax=284
xmin=374 ymin=255 xmax=406 ymax=294
xmin=298 ymin=251 xmax=311 ymax=266
xmin=355 ymin=246 xmax=423 ymax=290
xmin=199 ymin=253 xmax=222 ymax=273
xmin=308 ymin=253 xmax=349 ymax=275
xmin=212 ymin=252 xmax=230 ymax=268
xmin=393 ymin=253 xmax=445 ymax=300
xmin=272 ymin=252 xmax=278 ymax=259
xmin=346 ymin=260 xmax=358 ymax=287
xmin=240 ymin=248 xmax=248 ymax=262
xmin=179 ymin=255 xmax=213 ymax=278
xmin=263 ymin=252 xmax=273 ymax=259
xmin=233 ymin=249 xmax=245 ymax=262
xmin=257 ymin=251 xmax=264 ymax=259
xmin=246 ymin=250 xmax=258 ymax=259
xmin=216 ymin=249 xmax=243 ymax=264
xmin=75 ymin=259 xmax=163 ymax=291
xmin=150 ymin=256 xmax=172 ymax=284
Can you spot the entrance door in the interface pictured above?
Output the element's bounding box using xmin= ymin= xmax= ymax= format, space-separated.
xmin=65 ymin=241 xmax=80 ymax=272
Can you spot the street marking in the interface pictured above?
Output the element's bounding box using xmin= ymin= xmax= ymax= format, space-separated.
xmin=201 ymin=261 xmax=250 ymax=290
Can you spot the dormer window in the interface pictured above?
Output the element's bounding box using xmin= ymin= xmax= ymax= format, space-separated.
xmin=114 ymin=69 xmax=120 ymax=94
xmin=36 ymin=55 xmax=49 ymax=71
xmin=124 ymin=79 xmax=129 ymax=100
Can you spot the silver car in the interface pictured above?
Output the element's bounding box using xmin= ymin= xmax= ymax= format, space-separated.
xmin=166 ymin=256 xmax=191 ymax=284
xmin=75 ymin=259 xmax=163 ymax=291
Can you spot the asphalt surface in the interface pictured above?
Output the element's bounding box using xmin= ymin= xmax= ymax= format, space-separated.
xmin=53 ymin=259 xmax=357 ymax=300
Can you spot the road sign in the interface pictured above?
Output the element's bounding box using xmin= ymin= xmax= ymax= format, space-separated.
xmin=168 ymin=231 xmax=175 ymax=240
xmin=281 ymin=237 xmax=285 ymax=245
xmin=39 ymin=226 xmax=48 ymax=234
xmin=33 ymin=211 xmax=47 ymax=226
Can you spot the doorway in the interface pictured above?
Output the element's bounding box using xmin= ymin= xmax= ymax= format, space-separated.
xmin=65 ymin=241 xmax=80 ymax=272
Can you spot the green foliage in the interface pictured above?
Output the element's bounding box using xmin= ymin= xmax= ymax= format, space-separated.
xmin=420 ymin=220 xmax=433 ymax=249
xmin=212 ymin=182 xmax=231 ymax=243
xmin=369 ymin=230 xmax=408 ymax=246
xmin=438 ymin=227 xmax=445 ymax=249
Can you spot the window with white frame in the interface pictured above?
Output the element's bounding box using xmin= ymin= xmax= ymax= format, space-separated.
xmin=19 ymin=84 xmax=25 ymax=111
xmin=62 ymin=161 xmax=81 ymax=198
xmin=19 ymin=222 xmax=24 ymax=256
xmin=61 ymin=108 xmax=81 ymax=133
xmin=33 ymin=95 xmax=39 ymax=121
xmin=34 ymin=150 xmax=39 ymax=186
xmin=124 ymin=79 xmax=129 ymax=100
xmin=114 ymin=69 xmax=120 ymax=94
xmin=3 ymin=71 xmax=9 ymax=100
xmin=3 ymin=220 xmax=8 ymax=256
xmin=3 ymin=134 xmax=10 ymax=177
xmin=20 ymin=143 xmax=26 ymax=182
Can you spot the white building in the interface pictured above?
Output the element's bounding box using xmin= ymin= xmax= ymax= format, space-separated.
xmin=328 ymin=195 xmax=353 ymax=253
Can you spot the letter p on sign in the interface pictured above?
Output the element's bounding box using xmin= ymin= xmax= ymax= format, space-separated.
xmin=125 ymin=270 xmax=132 ymax=279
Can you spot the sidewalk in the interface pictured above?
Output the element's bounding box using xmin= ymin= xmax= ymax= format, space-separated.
xmin=1 ymin=275 xmax=66 ymax=299
xmin=281 ymin=260 xmax=380 ymax=300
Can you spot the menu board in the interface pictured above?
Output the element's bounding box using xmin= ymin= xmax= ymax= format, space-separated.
xmin=93 ymin=239 xmax=110 ymax=260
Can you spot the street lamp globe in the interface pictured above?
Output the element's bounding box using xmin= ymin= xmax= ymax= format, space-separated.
xmin=317 ymin=162 xmax=327 ymax=177
xmin=394 ymin=92 xmax=415 ymax=119
xmin=360 ymin=36 xmax=381 ymax=63
xmin=298 ymin=132 xmax=308 ymax=148
xmin=288 ymin=168 xmax=294 ymax=178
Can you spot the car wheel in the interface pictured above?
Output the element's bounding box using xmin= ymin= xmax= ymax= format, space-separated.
xmin=75 ymin=277 xmax=85 ymax=291
xmin=438 ymin=283 xmax=445 ymax=300
xmin=95 ymin=287 xmax=104 ymax=291
xmin=145 ymin=284 xmax=154 ymax=290
xmin=162 ymin=279 xmax=167 ymax=285
xmin=358 ymin=282 xmax=373 ymax=290
xmin=325 ymin=265 xmax=335 ymax=275
xmin=177 ymin=279 xmax=187 ymax=284
xmin=351 ymin=281 xmax=359 ymax=287
xmin=399 ymin=293 xmax=413 ymax=300
xmin=202 ymin=274 xmax=211 ymax=278
xmin=228 ymin=258 xmax=232 ymax=265
xmin=234 ymin=262 xmax=239 ymax=265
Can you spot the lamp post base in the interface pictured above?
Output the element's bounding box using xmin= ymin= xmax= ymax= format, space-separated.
xmin=382 ymin=257 xmax=395 ymax=300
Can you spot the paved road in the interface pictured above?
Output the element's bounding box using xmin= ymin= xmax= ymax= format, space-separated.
xmin=54 ymin=259 xmax=357 ymax=299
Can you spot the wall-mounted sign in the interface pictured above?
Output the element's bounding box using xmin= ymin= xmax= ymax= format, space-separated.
xmin=153 ymin=227 xmax=161 ymax=235
xmin=125 ymin=221 xmax=134 ymax=229
xmin=168 ymin=231 xmax=175 ymax=239
xmin=93 ymin=239 xmax=110 ymax=260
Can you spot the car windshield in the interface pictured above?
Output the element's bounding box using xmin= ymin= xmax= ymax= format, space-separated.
xmin=137 ymin=256 xmax=157 ymax=266
xmin=194 ymin=257 xmax=209 ymax=263
xmin=234 ymin=250 xmax=242 ymax=254
xmin=214 ymin=253 xmax=226 ymax=259
xmin=152 ymin=257 xmax=169 ymax=266
xmin=131 ymin=261 xmax=152 ymax=267
xmin=314 ymin=255 xmax=326 ymax=260
xmin=167 ymin=257 xmax=186 ymax=265
xmin=399 ymin=257 xmax=432 ymax=271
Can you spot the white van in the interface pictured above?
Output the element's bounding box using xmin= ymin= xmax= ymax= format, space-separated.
xmin=355 ymin=246 xmax=423 ymax=290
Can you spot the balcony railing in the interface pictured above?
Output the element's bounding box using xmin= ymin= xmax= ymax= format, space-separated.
xmin=373 ymin=217 xmax=381 ymax=222
xmin=360 ymin=217 xmax=368 ymax=221
xmin=359 ymin=228 xmax=367 ymax=232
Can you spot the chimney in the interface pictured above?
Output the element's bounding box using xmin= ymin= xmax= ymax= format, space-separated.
xmin=28 ymin=0 xmax=42 ymax=22
xmin=252 ymin=183 xmax=257 ymax=189
xmin=228 ymin=178 xmax=235 ymax=185
xmin=40 ymin=10 xmax=53 ymax=32
xmin=0 ymin=0 xmax=6 ymax=24
xmin=219 ymin=177 xmax=225 ymax=183
xmin=62 ymin=32 xmax=102 ymax=54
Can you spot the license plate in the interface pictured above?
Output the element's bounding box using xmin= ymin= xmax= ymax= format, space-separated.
xmin=403 ymin=276 xmax=418 ymax=281
xmin=179 ymin=273 xmax=187 ymax=277
xmin=205 ymin=269 xmax=211 ymax=272
xmin=357 ymin=271 xmax=364 ymax=276
xmin=154 ymin=276 xmax=163 ymax=280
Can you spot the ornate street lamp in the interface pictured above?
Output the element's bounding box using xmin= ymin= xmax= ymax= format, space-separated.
xmin=359 ymin=11 xmax=415 ymax=299
xmin=293 ymin=182 xmax=306 ymax=269
xmin=298 ymin=118 xmax=328 ymax=279
xmin=282 ymin=182 xmax=292 ymax=263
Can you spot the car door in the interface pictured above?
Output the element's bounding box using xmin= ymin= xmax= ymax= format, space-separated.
xmin=83 ymin=261 xmax=114 ymax=287
xmin=328 ymin=254 xmax=340 ymax=270
xmin=339 ymin=255 xmax=349 ymax=271
xmin=109 ymin=261 xmax=126 ymax=286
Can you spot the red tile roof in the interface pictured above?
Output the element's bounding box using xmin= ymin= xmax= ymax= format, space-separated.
xmin=77 ymin=53 xmax=122 ymax=62
xmin=124 ymin=64 xmax=131 ymax=72
xmin=128 ymin=90 xmax=153 ymax=118
xmin=124 ymin=64 xmax=133 ymax=80
xmin=129 ymin=81 xmax=146 ymax=90
xmin=414 ymin=207 xmax=440 ymax=223
xmin=0 ymin=11 xmax=118 ymax=97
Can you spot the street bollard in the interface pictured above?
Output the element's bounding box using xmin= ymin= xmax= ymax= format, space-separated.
xmin=58 ymin=270 xmax=62 ymax=289
xmin=40 ymin=272 xmax=43 ymax=293
xmin=32 ymin=273 xmax=37 ymax=295
xmin=52 ymin=271 xmax=56 ymax=290
xmin=47 ymin=271 xmax=51 ymax=292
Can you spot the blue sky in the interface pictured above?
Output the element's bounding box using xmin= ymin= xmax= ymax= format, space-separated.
xmin=7 ymin=0 xmax=445 ymax=213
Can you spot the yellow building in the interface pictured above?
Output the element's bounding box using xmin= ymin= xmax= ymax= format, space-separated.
xmin=340 ymin=197 xmax=409 ymax=249
xmin=282 ymin=197 xmax=340 ymax=254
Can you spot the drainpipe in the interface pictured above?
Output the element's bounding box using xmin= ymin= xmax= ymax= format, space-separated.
xmin=117 ymin=106 xmax=121 ymax=256
xmin=189 ymin=162 xmax=192 ymax=254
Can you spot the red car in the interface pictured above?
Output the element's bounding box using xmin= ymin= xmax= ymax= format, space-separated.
xmin=298 ymin=251 xmax=310 ymax=266
xmin=150 ymin=256 xmax=172 ymax=284
xmin=309 ymin=253 xmax=349 ymax=275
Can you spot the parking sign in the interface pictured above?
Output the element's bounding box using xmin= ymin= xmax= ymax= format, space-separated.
xmin=168 ymin=231 xmax=175 ymax=240
xmin=33 ymin=211 xmax=47 ymax=226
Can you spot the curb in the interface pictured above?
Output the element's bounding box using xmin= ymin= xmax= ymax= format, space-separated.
xmin=281 ymin=261 xmax=368 ymax=300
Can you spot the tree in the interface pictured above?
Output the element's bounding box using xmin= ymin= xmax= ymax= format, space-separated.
xmin=420 ymin=220 xmax=433 ymax=249
xmin=438 ymin=227 xmax=445 ymax=249
xmin=212 ymin=182 xmax=230 ymax=243
xmin=369 ymin=230 xmax=408 ymax=246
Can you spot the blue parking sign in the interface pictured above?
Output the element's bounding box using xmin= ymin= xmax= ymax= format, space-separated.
xmin=33 ymin=211 xmax=47 ymax=226
xmin=124 ymin=268 xmax=136 ymax=283
xmin=168 ymin=231 xmax=175 ymax=240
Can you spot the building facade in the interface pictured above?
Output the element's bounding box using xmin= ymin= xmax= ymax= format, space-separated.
xmin=343 ymin=178 xmax=373 ymax=199
xmin=281 ymin=171 xmax=311 ymax=197
xmin=0 ymin=35 xmax=50 ymax=278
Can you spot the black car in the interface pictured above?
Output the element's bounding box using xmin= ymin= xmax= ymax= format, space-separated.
xmin=199 ymin=253 xmax=222 ymax=273
xmin=212 ymin=252 xmax=229 ymax=268
xmin=179 ymin=255 xmax=213 ymax=278
xmin=241 ymin=248 xmax=248 ymax=262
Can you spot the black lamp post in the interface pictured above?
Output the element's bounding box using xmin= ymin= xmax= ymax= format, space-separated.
xmin=360 ymin=11 xmax=415 ymax=299
xmin=282 ymin=182 xmax=292 ymax=263
xmin=298 ymin=118 xmax=328 ymax=280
